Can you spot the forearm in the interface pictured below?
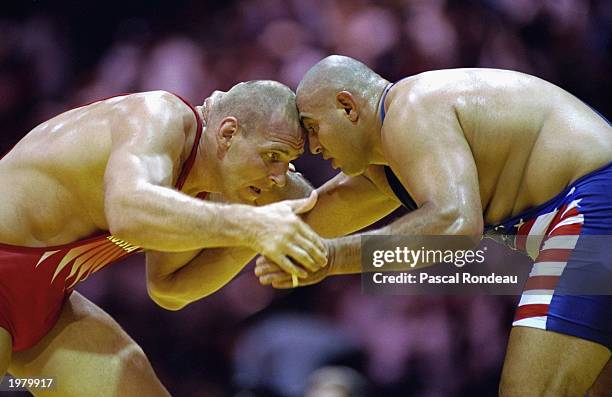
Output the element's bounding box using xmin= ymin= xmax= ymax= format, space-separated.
xmin=328 ymin=204 xmax=478 ymax=275
xmin=303 ymin=173 xmax=398 ymax=238
xmin=151 ymin=247 xmax=256 ymax=309
xmin=108 ymin=184 xmax=254 ymax=252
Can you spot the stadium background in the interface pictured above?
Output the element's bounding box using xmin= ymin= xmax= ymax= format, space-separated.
xmin=1 ymin=0 xmax=610 ymax=396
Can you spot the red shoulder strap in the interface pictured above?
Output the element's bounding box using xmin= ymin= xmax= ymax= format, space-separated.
xmin=172 ymin=94 xmax=204 ymax=191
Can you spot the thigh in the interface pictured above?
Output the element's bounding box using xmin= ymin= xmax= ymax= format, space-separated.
xmin=588 ymin=358 xmax=612 ymax=397
xmin=500 ymin=326 xmax=610 ymax=397
xmin=9 ymin=291 xmax=170 ymax=397
xmin=0 ymin=327 xmax=11 ymax=377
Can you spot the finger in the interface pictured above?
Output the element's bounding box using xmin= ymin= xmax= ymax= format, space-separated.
xmin=255 ymin=255 xmax=268 ymax=267
xmin=296 ymin=225 xmax=328 ymax=266
xmin=271 ymin=255 xmax=308 ymax=278
xmin=272 ymin=280 xmax=295 ymax=289
xmin=286 ymin=243 xmax=318 ymax=272
xmin=259 ymin=272 xmax=291 ymax=286
xmin=288 ymin=190 xmax=318 ymax=214
xmin=293 ymin=234 xmax=327 ymax=269
xmin=254 ymin=262 xmax=282 ymax=277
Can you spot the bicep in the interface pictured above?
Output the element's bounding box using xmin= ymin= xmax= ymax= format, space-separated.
xmin=303 ymin=171 xmax=399 ymax=238
xmin=105 ymin=147 xmax=177 ymax=194
xmin=103 ymin=94 xmax=189 ymax=214
xmin=383 ymin=99 xmax=483 ymax=229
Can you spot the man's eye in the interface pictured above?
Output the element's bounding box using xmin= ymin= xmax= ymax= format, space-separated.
xmin=266 ymin=152 xmax=280 ymax=161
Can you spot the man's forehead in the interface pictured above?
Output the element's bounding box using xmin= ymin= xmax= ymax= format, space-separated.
xmin=296 ymin=82 xmax=326 ymax=109
xmin=264 ymin=128 xmax=305 ymax=151
xmin=297 ymin=93 xmax=325 ymax=122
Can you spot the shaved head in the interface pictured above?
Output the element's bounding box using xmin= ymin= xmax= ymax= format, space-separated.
xmin=205 ymin=80 xmax=306 ymax=203
xmin=297 ymin=55 xmax=386 ymax=108
xmin=295 ymin=55 xmax=389 ymax=176
xmin=212 ymin=80 xmax=303 ymax=147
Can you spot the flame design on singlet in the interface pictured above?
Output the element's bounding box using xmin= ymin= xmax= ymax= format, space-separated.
xmin=35 ymin=236 xmax=140 ymax=289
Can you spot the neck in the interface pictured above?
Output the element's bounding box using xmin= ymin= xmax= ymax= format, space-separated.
xmin=180 ymin=120 xmax=224 ymax=195
xmin=364 ymin=79 xmax=391 ymax=165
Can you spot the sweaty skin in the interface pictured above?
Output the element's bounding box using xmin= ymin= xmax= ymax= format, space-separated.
xmin=0 ymin=88 xmax=320 ymax=396
xmin=257 ymin=66 xmax=612 ymax=397
xmin=298 ymin=69 xmax=612 ymax=274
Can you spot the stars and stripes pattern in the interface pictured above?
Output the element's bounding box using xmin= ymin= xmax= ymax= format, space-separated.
xmin=512 ymin=194 xmax=584 ymax=330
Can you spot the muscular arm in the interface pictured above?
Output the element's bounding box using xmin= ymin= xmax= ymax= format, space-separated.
xmin=104 ymin=92 xmax=256 ymax=252
xmin=302 ymin=168 xmax=400 ymax=238
xmin=327 ymin=91 xmax=484 ymax=275
xmin=261 ymin=91 xmax=485 ymax=288
xmin=146 ymin=171 xmax=314 ymax=310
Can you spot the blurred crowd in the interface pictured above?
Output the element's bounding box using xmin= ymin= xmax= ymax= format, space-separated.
xmin=1 ymin=0 xmax=610 ymax=396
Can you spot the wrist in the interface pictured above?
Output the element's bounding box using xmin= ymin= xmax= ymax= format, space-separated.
xmin=325 ymin=235 xmax=362 ymax=276
xmin=218 ymin=204 xmax=257 ymax=247
xmin=325 ymin=239 xmax=338 ymax=276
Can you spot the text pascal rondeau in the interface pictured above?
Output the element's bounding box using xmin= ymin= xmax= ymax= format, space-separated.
xmin=372 ymin=272 xmax=518 ymax=285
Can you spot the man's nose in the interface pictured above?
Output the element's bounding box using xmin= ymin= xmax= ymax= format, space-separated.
xmin=309 ymin=132 xmax=322 ymax=154
xmin=268 ymin=163 xmax=288 ymax=187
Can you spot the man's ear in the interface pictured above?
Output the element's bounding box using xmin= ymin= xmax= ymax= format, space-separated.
xmin=216 ymin=116 xmax=238 ymax=154
xmin=336 ymin=91 xmax=359 ymax=122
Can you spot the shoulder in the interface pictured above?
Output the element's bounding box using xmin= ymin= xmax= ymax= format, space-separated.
xmin=388 ymin=70 xmax=473 ymax=110
xmin=382 ymin=70 xmax=475 ymax=135
xmin=107 ymin=92 xmax=198 ymax=154
xmin=108 ymin=91 xmax=196 ymax=127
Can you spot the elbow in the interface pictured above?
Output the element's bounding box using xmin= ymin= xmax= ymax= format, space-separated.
xmin=426 ymin=203 xmax=483 ymax=245
xmin=147 ymin=279 xmax=189 ymax=311
xmin=449 ymin=214 xmax=483 ymax=237
xmin=107 ymin=219 xmax=145 ymax=249
xmin=106 ymin=192 xmax=145 ymax=243
xmin=450 ymin=216 xmax=483 ymax=249
xmin=107 ymin=221 xmax=133 ymax=242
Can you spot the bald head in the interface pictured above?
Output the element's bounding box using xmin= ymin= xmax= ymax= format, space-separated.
xmin=297 ymin=55 xmax=386 ymax=107
xmin=212 ymin=80 xmax=303 ymax=147
xmin=295 ymin=56 xmax=389 ymax=176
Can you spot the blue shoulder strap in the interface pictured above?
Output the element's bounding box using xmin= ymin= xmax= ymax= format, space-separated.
xmin=379 ymin=83 xmax=393 ymax=123
xmin=379 ymin=82 xmax=418 ymax=211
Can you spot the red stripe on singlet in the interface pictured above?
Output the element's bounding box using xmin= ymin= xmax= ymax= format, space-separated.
xmin=514 ymin=304 xmax=550 ymax=321
xmin=536 ymin=248 xmax=574 ymax=263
